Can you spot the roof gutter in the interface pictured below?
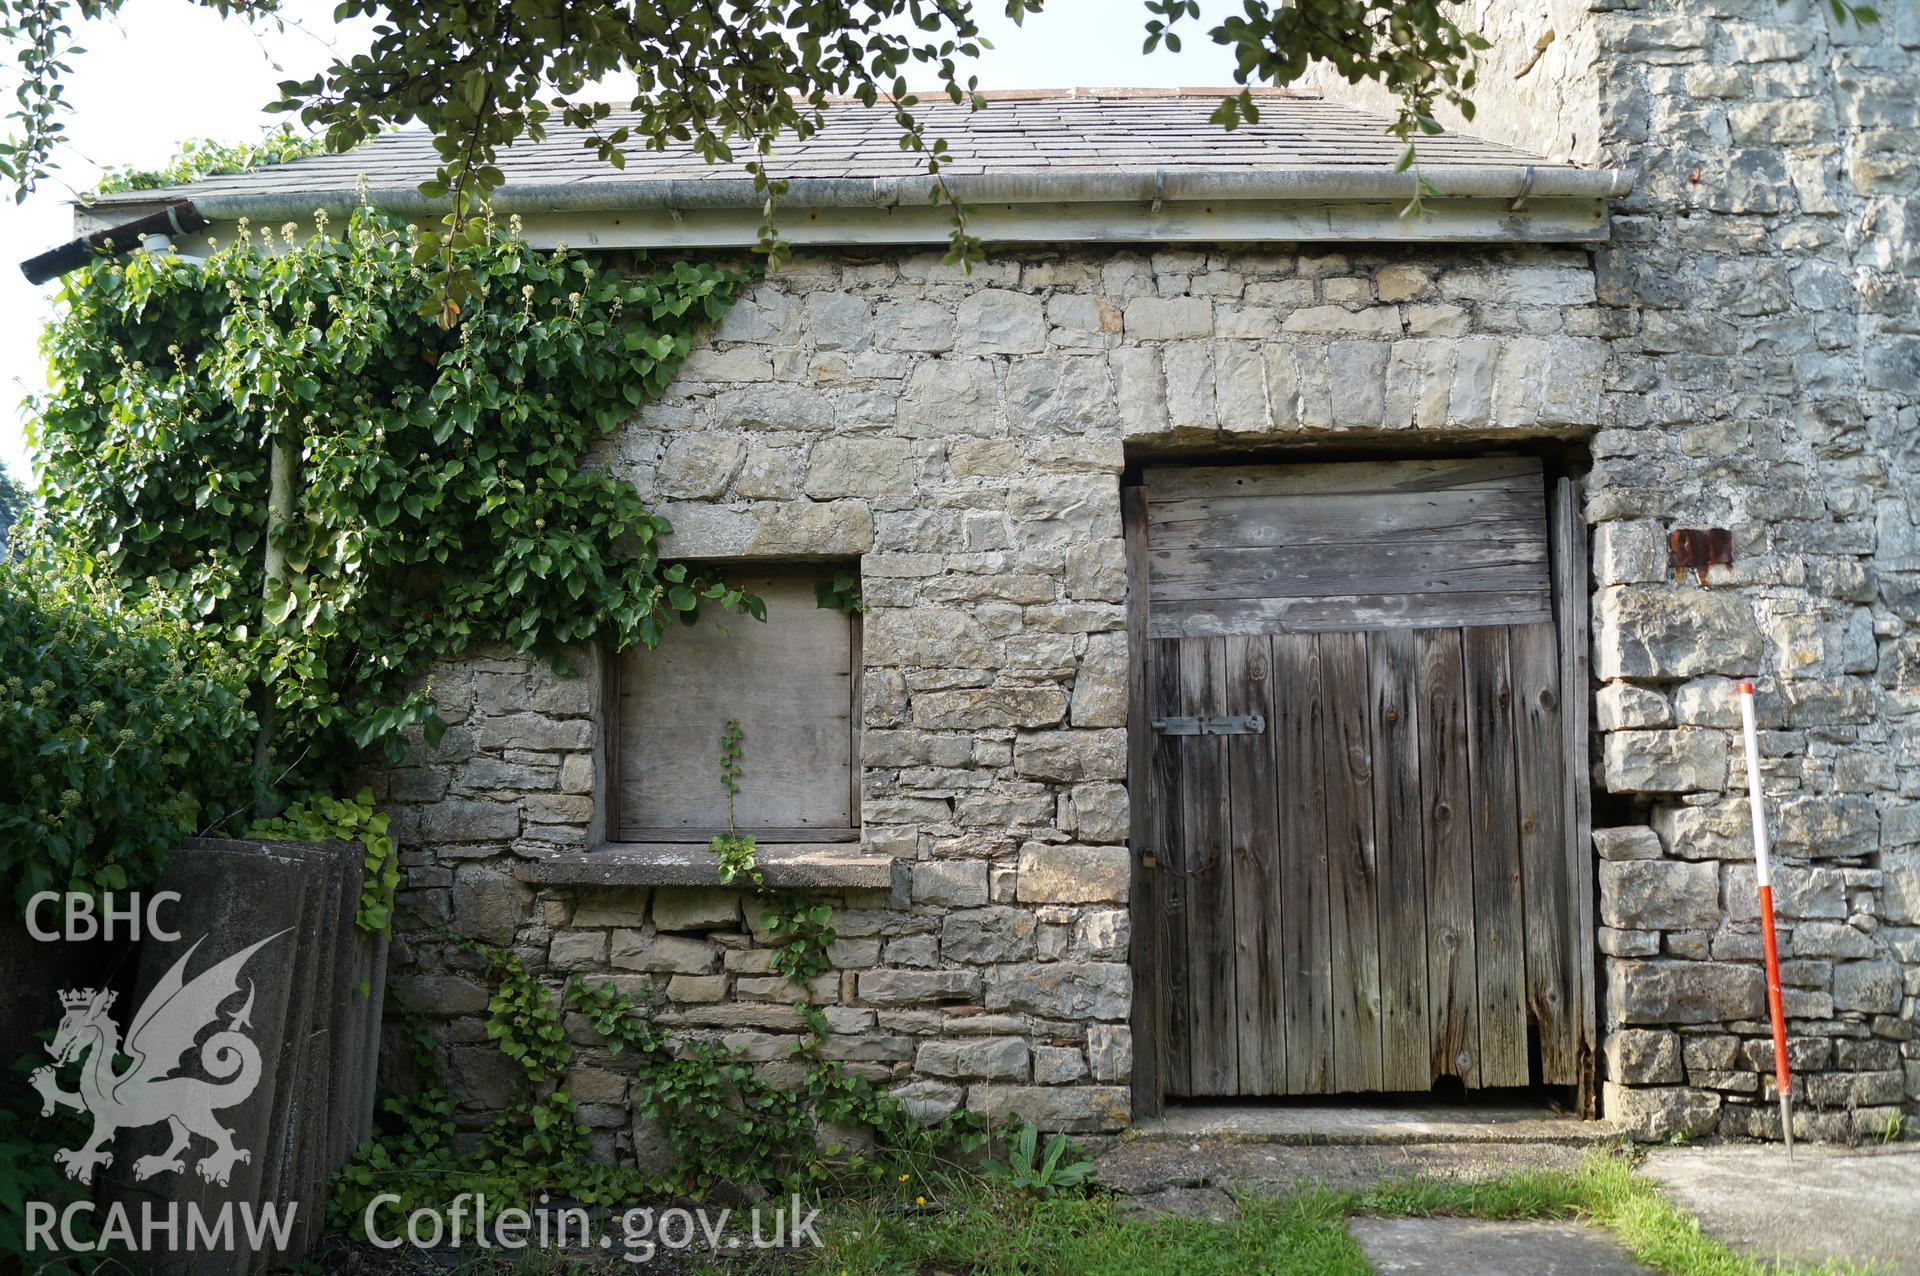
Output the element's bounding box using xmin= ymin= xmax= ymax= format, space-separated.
xmin=22 ymin=200 xmax=209 ymax=284
xmin=140 ymin=163 xmax=1631 ymax=224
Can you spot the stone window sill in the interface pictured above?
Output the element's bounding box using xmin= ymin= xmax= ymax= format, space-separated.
xmin=514 ymin=843 xmax=898 ymax=891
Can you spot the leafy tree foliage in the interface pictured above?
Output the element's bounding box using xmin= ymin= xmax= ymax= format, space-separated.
xmin=89 ymin=120 xmax=327 ymax=197
xmin=0 ymin=0 xmax=282 ymax=196
xmin=0 ymin=466 xmax=21 ymax=551
xmin=30 ymin=205 xmax=754 ymax=787
xmin=0 ymin=550 xmax=255 ymax=906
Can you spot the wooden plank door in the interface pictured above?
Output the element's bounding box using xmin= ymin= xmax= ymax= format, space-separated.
xmin=1135 ymin=456 xmax=1587 ymax=1099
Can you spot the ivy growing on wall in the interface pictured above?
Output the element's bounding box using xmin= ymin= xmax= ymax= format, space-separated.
xmin=333 ymin=934 xmax=994 ymax=1238
xmin=246 ymin=789 xmax=399 ymax=937
xmin=30 ymin=206 xmax=758 ymax=795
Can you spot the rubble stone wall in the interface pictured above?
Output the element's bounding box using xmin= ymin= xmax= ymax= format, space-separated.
xmin=371 ymin=243 xmax=1605 ymax=1152
xmin=376 ymin=0 xmax=1920 ymax=1146
xmin=1322 ymin=0 xmax=1920 ymax=1140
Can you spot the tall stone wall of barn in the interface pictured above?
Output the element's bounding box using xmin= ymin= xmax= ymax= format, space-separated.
xmin=369 ymin=243 xmax=1604 ymax=1155
xmin=1322 ymin=0 xmax=1920 ymax=1139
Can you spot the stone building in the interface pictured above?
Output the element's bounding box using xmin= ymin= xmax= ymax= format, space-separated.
xmin=84 ymin=2 xmax=1920 ymax=1149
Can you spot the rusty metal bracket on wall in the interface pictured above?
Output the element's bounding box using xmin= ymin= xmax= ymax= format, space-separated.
xmin=1668 ymin=527 xmax=1734 ymax=586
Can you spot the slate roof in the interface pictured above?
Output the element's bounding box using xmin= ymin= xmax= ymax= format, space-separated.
xmin=87 ymin=89 xmax=1597 ymax=213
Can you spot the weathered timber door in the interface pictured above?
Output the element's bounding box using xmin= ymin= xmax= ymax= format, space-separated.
xmin=1128 ymin=457 xmax=1591 ymax=1100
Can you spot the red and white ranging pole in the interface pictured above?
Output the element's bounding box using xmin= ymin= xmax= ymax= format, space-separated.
xmin=1738 ymin=680 xmax=1795 ymax=1157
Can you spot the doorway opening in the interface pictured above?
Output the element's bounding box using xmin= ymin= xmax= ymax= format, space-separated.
xmin=1123 ymin=451 xmax=1596 ymax=1120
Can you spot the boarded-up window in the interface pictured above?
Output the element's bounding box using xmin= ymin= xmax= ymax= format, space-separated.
xmin=611 ymin=572 xmax=860 ymax=842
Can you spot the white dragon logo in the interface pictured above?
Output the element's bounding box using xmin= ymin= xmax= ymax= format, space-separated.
xmin=30 ymin=930 xmax=287 ymax=1188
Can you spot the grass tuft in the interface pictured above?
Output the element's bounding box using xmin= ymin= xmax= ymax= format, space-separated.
xmin=765 ymin=1147 xmax=1889 ymax=1276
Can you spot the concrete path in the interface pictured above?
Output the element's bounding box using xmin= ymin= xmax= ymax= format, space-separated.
xmin=1096 ymin=1105 xmax=1915 ymax=1273
xmin=1348 ymin=1218 xmax=1650 ymax=1275
xmin=1643 ymin=1143 xmax=1920 ymax=1275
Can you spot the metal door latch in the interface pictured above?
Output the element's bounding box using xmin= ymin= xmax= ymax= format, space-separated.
xmin=1150 ymin=714 xmax=1265 ymax=736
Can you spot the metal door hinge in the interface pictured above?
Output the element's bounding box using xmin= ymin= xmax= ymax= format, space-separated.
xmin=1151 ymin=714 xmax=1265 ymax=736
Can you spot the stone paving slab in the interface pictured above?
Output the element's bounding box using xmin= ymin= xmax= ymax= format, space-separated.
xmin=1093 ymin=1138 xmax=1594 ymax=1197
xmin=1115 ymin=1185 xmax=1243 ymax=1224
xmin=1643 ymin=1144 xmax=1920 ymax=1275
xmin=1348 ymin=1218 xmax=1651 ymax=1275
xmin=1130 ymin=1101 xmax=1614 ymax=1146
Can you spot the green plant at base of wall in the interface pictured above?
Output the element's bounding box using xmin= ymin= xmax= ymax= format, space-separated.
xmin=330 ymin=912 xmax=997 ymax=1238
xmin=482 ymin=943 xmax=574 ymax=1085
xmin=982 ymin=1123 xmax=1095 ymax=1196
xmin=329 ymin=951 xmax=645 ymax=1236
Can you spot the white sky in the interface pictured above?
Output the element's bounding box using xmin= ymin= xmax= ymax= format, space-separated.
xmin=0 ymin=0 xmax=1242 ymax=483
